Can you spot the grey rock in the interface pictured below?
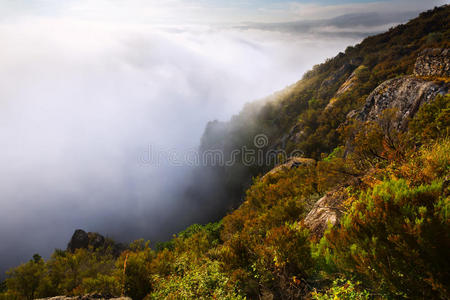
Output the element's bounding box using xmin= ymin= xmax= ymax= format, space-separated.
xmin=67 ymin=229 xmax=89 ymax=252
xmin=325 ymin=65 xmax=367 ymax=110
xmin=353 ymin=76 xmax=448 ymax=130
xmin=414 ymin=48 xmax=450 ymax=77
xmin=67 ymin=229 xmax=126 ymax=257
xmin=87 ymin=232 xmax=105 ymax=249
xmin=304 ymin=190 xmax=346 ymax=238
xmin=262 ymin=157 xmax=316 ymax=180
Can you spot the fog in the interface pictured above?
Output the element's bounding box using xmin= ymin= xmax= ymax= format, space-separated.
xmin=0 ymin=0 xmax=446 ymax=275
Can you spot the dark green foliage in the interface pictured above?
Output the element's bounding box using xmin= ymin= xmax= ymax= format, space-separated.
xmin=122 ymin=249 xmax=153 ymax=300
xmin=312 ymin=278 xmax=371 ymax=300
xmin=325 ymin=177 xmax=449 ymax=298
xmin=155 ymin=222 xmax=222 ymax=252
xmin=4 ymin=254 xmax=46 ymax=300
xmin=409 ymin=93 xmax=450 ymax=143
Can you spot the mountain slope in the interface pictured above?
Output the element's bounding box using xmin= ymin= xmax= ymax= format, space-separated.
xmin=1 ymin=5 xmax=450 ymax=300
xmin=186 ymin=4 xmax=450 ymax=215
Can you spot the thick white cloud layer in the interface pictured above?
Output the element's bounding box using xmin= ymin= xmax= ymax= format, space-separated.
xmin=0 ymin=17 xmax=357 ymax=272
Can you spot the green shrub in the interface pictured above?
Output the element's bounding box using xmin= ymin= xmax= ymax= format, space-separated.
xmin=311 ymin=278 xmax=372 ymax=300
xmin=409 ymin=93 xmax=450 ymax=143
xmin=148 ymin=259 xmax=244 ymax=300
xmin=324 ymin=178 xmax=450 ymax=298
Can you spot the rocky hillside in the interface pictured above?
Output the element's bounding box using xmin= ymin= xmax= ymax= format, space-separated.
xmin=351 ymin=48 xmax=449 ymax=130
xmin=185 ymin=5 xmax=450 ymax=217
xmin=304 ymin=47 xmax=448 ymax=238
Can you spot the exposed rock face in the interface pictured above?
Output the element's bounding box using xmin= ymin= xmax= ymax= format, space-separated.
xmin=262 ymin=157 xmax=316 ymax=180
xmin=320 ymin=63 xmax=353 ymax=89
xmin=333 ymin=68 xmax=358 ymax=97
xmin=304 ymin=189 xmax=346 ymax=238
xmin=67 ymin=229 xmax=90 ymax=251
xmin=320 ymin=57 xmax=363 ymax=91
xmin=414 ymin=48 xmax=450 ymax=77
xmin=325 ymin=65 xmax=367 ymax=111
xmin=352 ymin=76 xmax=448 ymax=130
xmin=68 ymin=229 xmax=104 ymax=252
xmin=67 ymin=229 xmax=125 ymax=256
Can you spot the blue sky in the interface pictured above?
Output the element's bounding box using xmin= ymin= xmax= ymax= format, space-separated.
xmin=1 ymin=0 xmax=447 ymax=24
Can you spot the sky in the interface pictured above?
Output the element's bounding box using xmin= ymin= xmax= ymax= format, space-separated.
xmin=0 ymin=0 xmax=447 ymax=275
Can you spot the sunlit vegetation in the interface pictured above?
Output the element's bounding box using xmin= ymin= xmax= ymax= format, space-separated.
xmin=193 ymin=4 xmax=450 ymax=214
xmin=2 ymin=93 xmax=448 ymax=299
xmin=1 ymin=5 xmax=449 ymax=300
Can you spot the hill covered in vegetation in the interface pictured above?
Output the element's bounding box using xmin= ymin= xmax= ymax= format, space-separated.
xmin=1 ymin=5 xmax=449 ymax=300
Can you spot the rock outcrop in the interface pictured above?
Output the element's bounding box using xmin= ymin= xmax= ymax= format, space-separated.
xmin=304 ymin=189 xmax=347 ymax=238
xmin=67 ymin=229 xmax=104 ymax=252
xmin=307 ymin=50 xmax=450 ymax=237
xmin=414 ymin=48 xmax=449 ymax=77
xmin=262 ymin=157 xmax=316 ymax=180
xmin=350 ymin=76 xmax=448 ymax=130
xmin=320 ymin=57 xmax=363 ymax=90
xmin=325 ymin=65 xmax=367 ymax=110
xmin=320 ymin=63 xmax=353 ymax=89
xmin=67 ymin=229 xmax=126 ymax=257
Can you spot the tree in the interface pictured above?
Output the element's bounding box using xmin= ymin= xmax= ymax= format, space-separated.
xmin=6 ymin=254 xmax=45 ymax=300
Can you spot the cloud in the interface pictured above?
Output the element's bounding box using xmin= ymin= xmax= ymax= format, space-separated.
xmin=237 ymin=0 xmax=448 ymax=37
xmin=286 ymin=0 xmax=447 ymax=19
xmin=1 ymin=0 xmax=447 ymax=25
xmin=0 ymin=14 xmax=362 ymax=275
xmin=236 ymin=12 xmax=412 ymax=38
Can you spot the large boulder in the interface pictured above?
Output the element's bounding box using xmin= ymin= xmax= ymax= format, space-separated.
xmin=351 ymin=76 xmax=448 ymax=130
xmin=67 ymin=229 xmax=125 ymax=256
xmin=67 ymin=229 xmax=90 ymax=251
xmin=67 ymin=229 xmax=104 ymax=252
xmin=304 ymin=189 xmax=346 ymax=238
